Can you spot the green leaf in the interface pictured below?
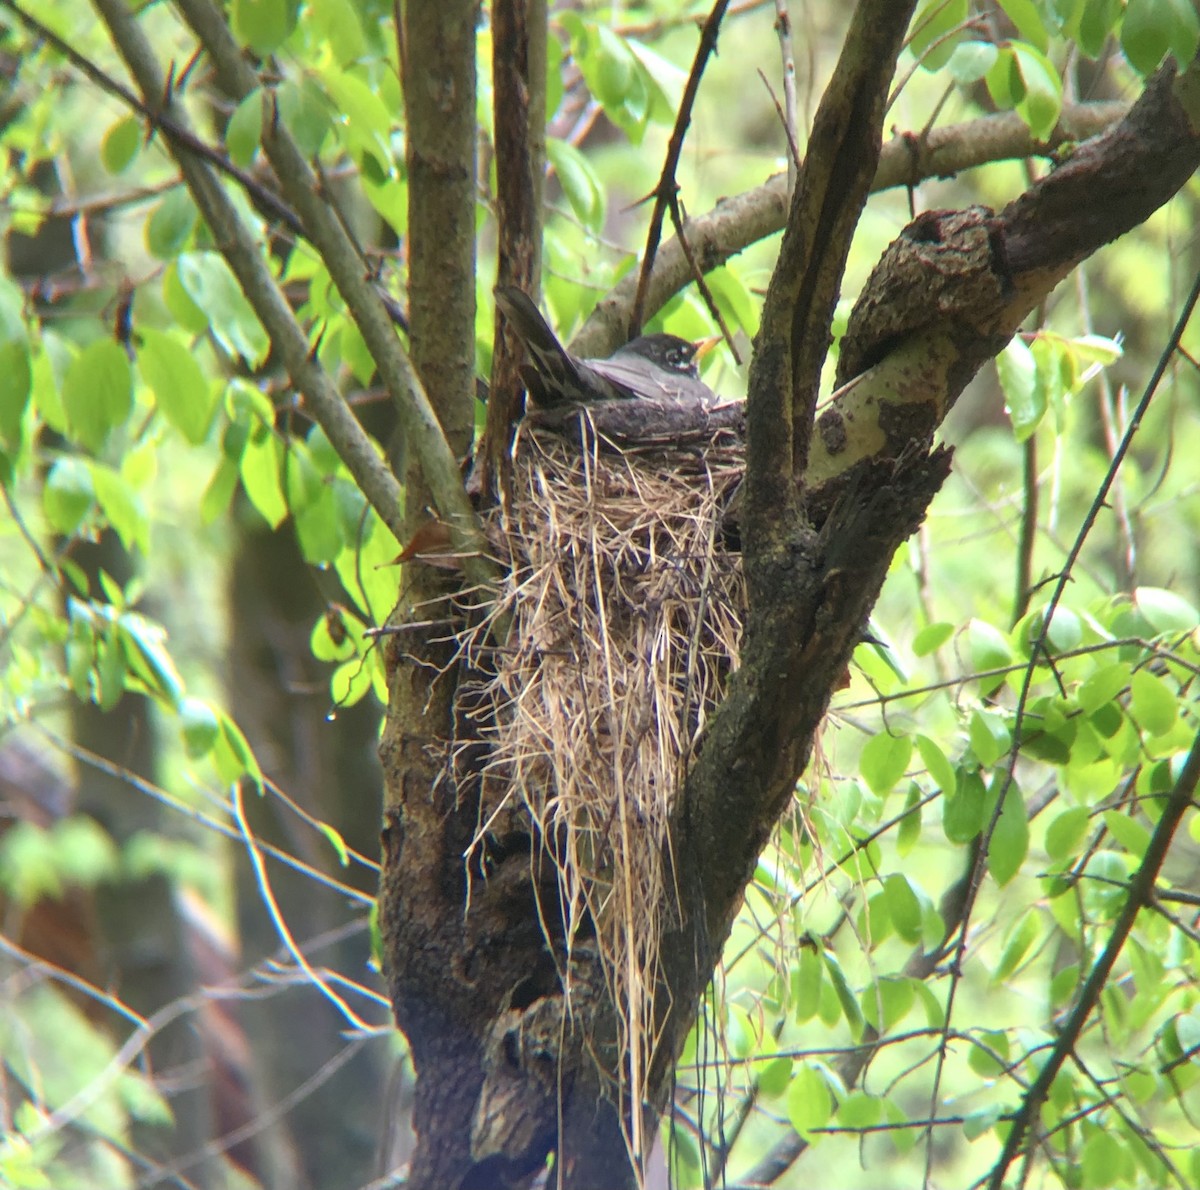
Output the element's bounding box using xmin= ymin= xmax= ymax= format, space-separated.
xmin=53 ymin=817 xmax=119 ymax=887
xmin=993 ymin=913 xmax=1041 ymax=982
xmin=1078 ymin=662 xmax=1128 ymax=714
xmin=202 ymin=456 xmax=240 ymax=523
xmin=862 ymin=975 xmax=916 ymax=1032
xmin=288 ymin=445 xmax=343 ymax=563
xmin=215 ymin=712 xmax=263 ymax=790
xmin=791 ymin=946 xmax=823 ymax=1022
xmin=180 ymin=697 xmax=220 ymax=759
xmin=823 ymin=953 xmax=865 ymax=1040
xmin=897 ymin=782 xmax=922 ymax=855
xmin=883 ymin=874 xmax=923 ymax=943
xmin=968 ymin=1028 xmax=1011 ymax=1076
xmin=884 ymin=1098 xmax=917 ymax=1153
xmin=968 ymin=618 xmax=1013 ymax=675
xmin=837 ymin=1091 xmax=884 ymax=1129
xmin=0 ymin=275 xmax=32 ymax=451
xmin=138 ymin=328 xmax=217 ymax=445
xmin=912 ymin=620 xmax=954 ymax=655
xmin=860 ymin=731 xmax=912 ymax=796
xmin=546 ymin=138 xmax=604 ymax=231
xmin=240 ymin=431 xmax=287 ymax=530
xmin=62 ymin=339 xmax=133 ymax=452
xmin=101 ymin=116 xmax=141 ymax=174
xmin=1130 ymin=669 xmax=1177 ymax=736
xmin=970 ymin=708 xmax=1011 ymax=768
xmin=1045 ymin=805 xmax=1090 ymax=861
xmin=226 ymin=89 xmax=264 ymax=168
xmin=757 ymin=1054 xmax=793 ymax=1099
xmin=1000 ymin=0 xmax=1050 ymax=51
xmin=987 ymin=781 xmax=1029 ymax=886
xmin=1122 ymin=0 xmax=1200 ymax=75
xmin=1082 ymin=1126 xmax=1127 ymax=1188
xmin=1027 ymin=604 xmax=1083 ymax=654
xmin=946 ymin=40 xmax=1000 ymax=84
xmin=943 ymin=769 xmax=985 ymax=844
xmin=786 ymin=1062 xmax=832 ymax=1141
xmin=998 ymin=334 xmax=1044 ymax=441
xmin=177 ymin=252 xmax=269 ymax=367
xmin=334 ymin=510 xmax=401 ymax=624
xmin=1080 ymin=0 xmax=1122 ymax=57
xmin=318 ymin=822 xmax=350 ymax=867
xmin=915 ymin=734 xmax=956 ymax=796
xmin=91 ymin=462 xmax=150 ymax=554
xmin=118 ymin=610 xmax=183 ymax=705
xmin=1010 ymin=42 xmax=1063 ymax=140
xmin=1134 ymin=585 xmax=1199 ymax=633
xmin=43 ymin=456 xmax=95 ymax=535
xmin=962 ymin=1102 xmax=1005 ymax=1141
xmin=320 ymin=66 xmax=394 ymax=176
xmin=0 ymin=822 xmax=64 ymax=905
xmin=910 ymin=0 xmax=969 ymax=71
xmin=307 ymin=0 xmax=365 ymax=67
xmin=233 ymin=0 xmax=292 ymax=54
xmin=311 ymin=607 xmax=359 ymax=662
xmin=1103 ymin=809 xmax=1152 ymax=859
xmin=627 ymin=38 xmax=687 ymax=123
xmin=331 ymin=655 xmax=375 ymax=707
xmin=276 ymin=79 xmax=334 ymax=159
xmin=146 ymin=189 xmax=199 ymax=260
xmin=913 ymin=979 xmax=946 ymax=1028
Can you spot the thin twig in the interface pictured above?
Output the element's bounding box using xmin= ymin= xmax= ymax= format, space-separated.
xmin=629 ymin=0 xmax=731 ymax=338
xmin=928 ymin=260 xmax=1200 ymax=1190
xmin=771 ymin=0 xmax=800 ymax=194
xmin=986 ymin=727 xmax=1200 ymax=1188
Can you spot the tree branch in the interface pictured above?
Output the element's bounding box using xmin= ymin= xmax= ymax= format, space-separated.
xmin=174 ymin=0 xmax=491 ymax=587
xmin=629 ymin=0 xmax=731 ymax=336
xmin=88 ymin=0 xmax=409 ymax=548
xmin=745 ymin=0 xmax=917 ymax=550
xmin=570 ymin=101 xmax=1127 ymax=360
xmin=481 ymin=0 xmax=547 ymax=499
xmin=809 ymin=61 xmax=1200 ymax=492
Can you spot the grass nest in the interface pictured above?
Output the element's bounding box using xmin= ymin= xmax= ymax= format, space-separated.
xmin=454 ymin=408 xmax=746 ymax=1154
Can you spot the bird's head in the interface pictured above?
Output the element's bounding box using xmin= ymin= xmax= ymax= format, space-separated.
xmin=614 ymin=332 xmax=720 ymax=379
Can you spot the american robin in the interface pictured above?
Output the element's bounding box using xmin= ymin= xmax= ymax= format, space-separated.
xmin=494 ymin=286 xmax=721 ymax=410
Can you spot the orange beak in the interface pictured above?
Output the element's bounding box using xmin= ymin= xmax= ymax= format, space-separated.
xmin=693 ymin=334 xmax=722 ymax=360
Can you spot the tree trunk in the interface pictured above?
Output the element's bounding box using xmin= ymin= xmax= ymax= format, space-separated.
xmin=374 ymin=3 xmax=1200 ymax=1184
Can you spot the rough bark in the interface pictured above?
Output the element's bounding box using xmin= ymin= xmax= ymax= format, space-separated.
xmin=482 ymin=0 xmax=547 ymax=497
xmin=377 ymin=3 xmax=495 ymax=1189
xmin=373 ymin=17 xmax=1200 ymax=1190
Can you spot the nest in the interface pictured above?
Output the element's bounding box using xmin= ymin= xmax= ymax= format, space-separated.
xmin=454 ymin=409 xmax=746 ymax=1156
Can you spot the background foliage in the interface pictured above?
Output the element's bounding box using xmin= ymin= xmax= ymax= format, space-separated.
xmin=1 ymin=1 xmax=1199 ymax=1188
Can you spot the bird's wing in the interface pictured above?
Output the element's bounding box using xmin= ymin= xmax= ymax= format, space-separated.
xmin=585 ymin=357 xmax=720 ymax=408
xmin=494 ymin=287 xmax=588 ymax=404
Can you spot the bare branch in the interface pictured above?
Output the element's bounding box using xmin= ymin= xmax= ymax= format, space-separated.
xmin=629 ymin=0 xmax=731 ymax=337
xmin=481 ymin=0 xmax=548 ymax=499
xmin=988 ymin=727 xmax=1200 ymax=1187
xmin=572 ymin=102 xmax=1128 ymax=360
xmin=772 ymin=0 xmax=800 ymax=194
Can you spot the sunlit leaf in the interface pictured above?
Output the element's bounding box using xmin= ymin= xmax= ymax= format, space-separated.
xmin=62 ymin=339 xmax=133 ymax=452
xmin=138 ymin=328 xmax=218 ymax=445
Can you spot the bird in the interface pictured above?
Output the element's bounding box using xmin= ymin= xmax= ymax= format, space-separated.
xmin=494 ymin=286 xmax=722 ymax=410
